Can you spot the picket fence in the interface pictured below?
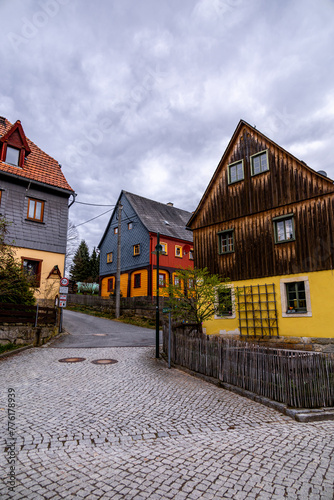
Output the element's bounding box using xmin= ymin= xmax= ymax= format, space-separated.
xmin=163 ymin=328 xmax=334 ymax=409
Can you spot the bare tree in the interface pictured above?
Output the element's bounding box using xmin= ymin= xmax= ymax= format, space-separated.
xmin=65 ymin=220 xmax=79 ymax=277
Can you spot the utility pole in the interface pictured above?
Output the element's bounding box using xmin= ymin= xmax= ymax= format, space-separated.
xmin=115 ymin=203 xmax=123 ymax=318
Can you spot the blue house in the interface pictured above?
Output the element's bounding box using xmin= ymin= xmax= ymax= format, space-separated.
xmin=98 ymin=191 xmax=193 ymax=298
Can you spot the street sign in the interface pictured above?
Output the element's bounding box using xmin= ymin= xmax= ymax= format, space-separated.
xmin=59 ymin=286 xmax=69 ymax=294
xmin=60 ymin=277 xmax=69 ymax=286
xmin=59 ymin=297 xmax=67 ymax=308
xmin=163 ymin=307 xmax=171 ymax=313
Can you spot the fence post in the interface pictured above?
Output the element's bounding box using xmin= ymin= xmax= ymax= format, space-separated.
xmin=34 ymin=304 xmax=39 ymax=327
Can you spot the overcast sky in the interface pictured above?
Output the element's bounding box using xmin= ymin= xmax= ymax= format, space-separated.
xmin=1 ymin=0 xmax=334 ymax=252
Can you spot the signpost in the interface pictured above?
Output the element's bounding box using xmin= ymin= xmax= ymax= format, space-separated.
xmin=59 ymin=277 xmax=69 ymax=332
xmin=163 ymin=307 xmax=172 ymax=369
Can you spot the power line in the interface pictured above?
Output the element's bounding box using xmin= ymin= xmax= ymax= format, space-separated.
xmin=75 ymin=201 xmax=115 ymax=207
xmin=74 ymin=208 xmax=114 ymax=228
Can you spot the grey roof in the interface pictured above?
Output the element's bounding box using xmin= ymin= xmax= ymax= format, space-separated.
xmin=124 ymin=191 xmax=193 ymax=242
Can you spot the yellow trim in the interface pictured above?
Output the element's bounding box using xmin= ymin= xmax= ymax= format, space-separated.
xmin=175 ymin=245 xmax=182 ymax=258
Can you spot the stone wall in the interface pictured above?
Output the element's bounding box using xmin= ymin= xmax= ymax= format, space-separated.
xmin=217 ymin=332 xmax=334 ymax=353
xmin=0 ymin=324 xmax=59 ymax=347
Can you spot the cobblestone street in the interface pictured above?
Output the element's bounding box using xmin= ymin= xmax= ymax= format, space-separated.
xmin=1 ymin=346 xmax=334 ymax=499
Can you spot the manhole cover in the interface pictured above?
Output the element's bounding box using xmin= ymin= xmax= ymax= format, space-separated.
xmin=58 ymin=357 xmax=86 ymax=363
xmin=91 ymin=359 xmax=118 ymax=365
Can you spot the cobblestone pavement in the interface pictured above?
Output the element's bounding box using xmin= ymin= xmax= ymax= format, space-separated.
xmin=1 ymin=346 xmax=333 ymax=499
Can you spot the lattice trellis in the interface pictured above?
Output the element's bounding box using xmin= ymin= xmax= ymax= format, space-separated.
xmin=236 ymin=283 xmax=279 ymax=337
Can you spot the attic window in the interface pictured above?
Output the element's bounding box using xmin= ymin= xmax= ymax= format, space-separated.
xmin=6 ymin=146 xmax=20 ymax=166
xmin=251 ymin=150 xmax=269 ymax=176
xmin=228 ymin=160 xmax=244 ymax=184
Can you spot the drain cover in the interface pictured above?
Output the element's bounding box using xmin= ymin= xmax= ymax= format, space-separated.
xmin=59 ymin=357 xmax=86 ymax=363
xmin=91 ymin=359 xmax=118 ymax=365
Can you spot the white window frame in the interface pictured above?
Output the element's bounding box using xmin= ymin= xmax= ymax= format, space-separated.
xmin=280 ymin=276 xmax=312 ymax=318
xmin=228 ymin=159 xmax=244 ymax=184
xmin=214 ymin=284 xmax=236 ymax=319
xmin=250 ymin=149 xmax=269 ymax=176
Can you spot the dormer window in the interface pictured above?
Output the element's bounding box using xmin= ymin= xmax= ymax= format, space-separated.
xmin=6 ymin=146 xmax=20 ymax=166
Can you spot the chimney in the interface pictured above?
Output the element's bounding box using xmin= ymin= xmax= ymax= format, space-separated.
xmin=167 ymin=202 xmax=173 ymax=207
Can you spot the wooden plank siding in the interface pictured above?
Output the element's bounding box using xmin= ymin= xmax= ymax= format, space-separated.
xmin=194 ymin=194 xmax=334 ymax=280
xmin=189 ymin=122 xmax=334 ymax=281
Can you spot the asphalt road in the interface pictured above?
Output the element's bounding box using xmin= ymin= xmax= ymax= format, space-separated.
xmin=49 ymin=309 xmax=160 ymax=348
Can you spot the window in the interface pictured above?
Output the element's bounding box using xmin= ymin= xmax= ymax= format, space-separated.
xmin=286 ymin=282 xmax=307 ymax=313
xmin=22 ymin=258 xmax=42 ymax=287
xmin=160 ymin=242 xmax=167 ymax=255
xmin=159 ymin=273 xmax=166 ymax=287
xmin=107 ymin=278 xmax=114 ymax=292
xmin=114 ymin=227 xmax=118 ymax=234
xmin=218 ymin=230 xmax=234 ymax=254
xmin=175 ymin=245 xmax=182 ymax=258
xmin=174 ymin=275 xmax=180 ymax=287
xmin=188 ymin=278 xmax=194 ymax=289
xmin=6 ymin=146 xmax=20 ymax=166
xmin=128 ymin=222 xmax=133 ymax=230
xmin=216 ymin=288 xmax=233 ymax=317
xmin=134 ymin=273 xmax=141 ymax=288
xmin=107 ymin=252 xmax=113 ymax=263
xmin=280 ymin=277 xmax=312 ymax=318
xmin=273 ymin=214 xmax=295 ymax=243
xmin=251 ymin=150 xmax=269 ymax=175
xmin=27 ymin=198 xmax=44 ymax=222
xmin=228 ymin=160 xmax=244 ymax=184
xmin=133 ymin=244 xmax=140 ymax=256
xmin=189 ymin=249 xmax=194 ymax=260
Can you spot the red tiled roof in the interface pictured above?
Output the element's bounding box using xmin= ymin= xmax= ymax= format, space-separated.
xmin=0 ymin=117 xmax=73 ymax=192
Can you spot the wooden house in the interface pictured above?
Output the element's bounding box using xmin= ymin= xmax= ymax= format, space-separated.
xmin=0 ymin=116 xmax=75 ymax=304
xmin=98 ymin=191 xmax=194 ymax=298
xmin=187 ymin=120 xmax=334 ymax=341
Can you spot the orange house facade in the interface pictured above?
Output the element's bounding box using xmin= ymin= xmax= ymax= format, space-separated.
xmin=98 ymin=191 xmax=194 ymax=298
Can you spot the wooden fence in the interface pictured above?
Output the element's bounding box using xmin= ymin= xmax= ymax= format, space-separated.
xmin=163 ymin=328 xmax=334 ymax=409
xmin=0 ymin=303 xmax=57 ymax=326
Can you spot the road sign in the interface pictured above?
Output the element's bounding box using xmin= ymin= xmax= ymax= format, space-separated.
xmin=163 ymin=307 xmax=171 ymax=313
xmin=59 ymin=297 xmax=67 ymax=307
xmin=59 ymin=286 xmax=69 ymax=294
xmin=60 ymin=277 xmax=69 ymax=286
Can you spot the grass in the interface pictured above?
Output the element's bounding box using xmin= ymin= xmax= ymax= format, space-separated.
xmin=65 ymin=304 xmax=156 ymax=329
xmin=0 ymin=342 xmax=29 ymax=354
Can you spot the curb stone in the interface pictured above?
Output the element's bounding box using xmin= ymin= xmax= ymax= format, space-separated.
xmin=161 ymin=355 xmax=334 ymax=423
xmin=0 ymin=345 xmax=34 ymax=360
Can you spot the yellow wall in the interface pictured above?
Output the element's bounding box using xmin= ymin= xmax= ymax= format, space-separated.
xmin=204 ymin=270 xmax=334 ymax=338
xmin=130 ymin=270 xmax=148 ymax=297
xmin=101 ymin=273 xmax=131 ymax=298
xmin=152 ymin=269 xmax=169 ymax=297
xmin=13 ymin=247 xmax=65 ymax=303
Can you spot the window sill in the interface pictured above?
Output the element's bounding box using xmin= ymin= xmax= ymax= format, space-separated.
xmin=25 ymin=218 xmax=45 ymax=224
xmin=275 ymin=238 xmax=295 ymax=244
xmin=228 ymin=179 xmax=244 ymax=185
xmin=282 ymin=311 xmax=312 ymax=318
xmin=251 ymin=168 xmax=269 ymax=177
xmin=214 ymin=313 xmax=236 ymax=319
xmin=218 ymin=251 xmax=234 ymax=255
